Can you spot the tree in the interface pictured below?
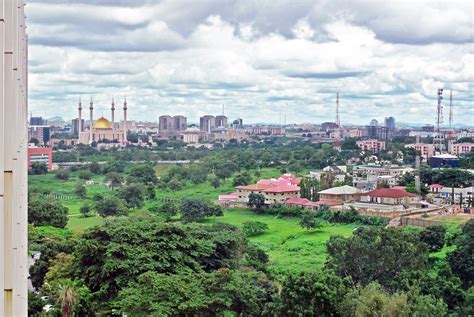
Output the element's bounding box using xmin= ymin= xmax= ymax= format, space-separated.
xmin=151 ymin=202 xmax=178 ymax=219
xmin=248 ymin=193 xmax=266 ymax=213
xmin=342 ymin=282 xmax=411 ymax=317
xmin=300 ymin=177 xmax=319 ymax=201
xmin=326 ymin=227 xmax=429 ymax=291
xmin=56 ymin=280 xmax=79 ymax=317
xmin=412 ymin=295 xmax=448 ymax=317
xmin=242 ymin=221 xmax=269 ymax=237
xmin=233 ymin=171 xmax=252 ymax=186
xmin=299 ymin=212 xmax=322 ymax=231
xmin=116 ymin=270 xmax=276 ymax=316
xmin=78 ymin=170 xmax=92 ymax=180
xmin=447 ymin=219 xmax=474 ymax=288
xmin=28 ymin=198 xmax=69 ymax=228
xmin=146 ymin=184 xmax=156 ymax=200
xmin=28 ymin=290 xmax=44 ymax=316
xmin=167 ymin=178 xmax=183 ymax=191
xmin=88 ymin=162 xmax=102 ymax=174
xmin=74 ymin=181 xmax=87 ymax=198
xmin=118 ymin=184 xmax=145 ymax=209
xmin=74 ymin=218 xmax=247 ymax=304
xmin=94 ymin=196 xmax=128 ymax=217
xmin=180 ymin=197 xmax=223 ymax=223
xmin=105 ymin=172 xmax=123 ymax=190
xmin=79 ymin=204 xmax=91 ymax=218
xmin=209 ymin=175 xmax=221 ymax=188
xmin=30 ymin=162 xmax=48 ymax=175
xmin=189 ymin=166 xmax=209 ymax=184
xmin=127 ymin=164 xmax=158 ymax=184
xmin=55 ymin=169 xmax=70 ymax=180
xmin=419 ymin=225 xmax=446 ymax=252
xmin=269 ymin=270 xmax=349 ymax=316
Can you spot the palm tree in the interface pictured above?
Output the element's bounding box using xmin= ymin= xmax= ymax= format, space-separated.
xmin=57 ymin=282 xmax=78 ymax=317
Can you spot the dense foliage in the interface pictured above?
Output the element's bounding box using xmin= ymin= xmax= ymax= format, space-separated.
xmin=28 ymin=197 xmax=69 ymax=228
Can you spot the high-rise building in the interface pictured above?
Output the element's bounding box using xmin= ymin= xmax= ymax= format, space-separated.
xmin=215 ymin=115 xmax=228 ymax=128
xmin=200 ymin=115 xmax=216 ymax=133
xmin=1 ymin=1 xmax=29 ymax=314
xmin=385 ymin=116 xmax=395 ymax=129
xmin=172 ymin=115 xmax=187 ymax=131
xmin=28 ymin=126 xmax=51 ymax=145
xmin=72 ymin=118 xmax=85 ymax=136
xmin=158 ymin=115 xmax=187 ymax=137
xmin=159 ymin=115 xmax=172 ymax=132
xmin=29 ymin=116 xmax=45 ymax=125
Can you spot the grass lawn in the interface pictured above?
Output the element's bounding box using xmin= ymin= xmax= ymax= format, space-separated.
xmin=207 ymin=208 xmax=356 ymax=276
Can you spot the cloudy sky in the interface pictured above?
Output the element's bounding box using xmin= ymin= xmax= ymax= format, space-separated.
xmin=27 ymin=0 xmax=473 ymax=125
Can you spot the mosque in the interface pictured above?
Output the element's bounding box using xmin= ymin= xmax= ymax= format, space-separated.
xmin=77 ymin=97 xmax=128 ymax=144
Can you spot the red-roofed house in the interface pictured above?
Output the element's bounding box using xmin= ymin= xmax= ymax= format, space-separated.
xmin=218 ymin=192 xmax=238 ymax=202
xmin=360 ymin=188 xmax=420 ymax=205
xmin=235 ymin=174 xmax=301 ymax=204
xmin=284 ymin=197 xmax=318 ymax=210
xmin=429 ymin=184 xmax=444 ymax=193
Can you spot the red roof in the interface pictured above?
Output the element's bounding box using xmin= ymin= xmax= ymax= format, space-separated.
xmin=365 ymin=188 xmax=419 ymax=198
xmin=314 ymin=200 xmax=343 ymax=206
xmin=290 ymin=179 xmax=301 ymax=185
xmin=429 ymin=184 xmax=444 ymax=188
xmin=236 ymin=184 xmax=272 ymax=191
xmin=218 ymin=192 xmax=238 ymax=200
xmin=284 ymin=197 xmax=317 ymax=206
xmin=263 ymin=185 xmax=300 ymax=193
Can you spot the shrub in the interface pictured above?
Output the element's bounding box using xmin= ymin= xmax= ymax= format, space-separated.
xmin=242 ymin=221 xmax=269 ymax=237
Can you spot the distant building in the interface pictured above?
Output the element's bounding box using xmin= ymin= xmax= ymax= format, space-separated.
xmin=159 ymin=115 xmax=187 ymax=137
xmin=321 ymin=122 xmax=338 ymax=132
xmin=428 ymin=154 xmax=459 ymax=168
xmin=385 ymin=116 xmax=396 ymax=129
xmin=28 ymin=125 xmax=51 ymax=145
xmin=183 ymin=127 xmax=201 ymax=144
xmin=359 ymin=188 xmax=420 ymax=205
xmin=405 ymin=143 xmax=435 ymax=160
xmin=200 ymin=115 xmax=216 ymax=133
xmin=234 ymin=174 xmax=300 ymax=205
xmin=30 ymin=116 xmax=45 ymax=125
xmin=449 ymin=142 xmax=474 ymax=155
xmin=318 ymin=185 xmax=360 ymax=203
xmin=215 ymin=115 xmax=228 ymax=128
xmin=369 ymin=119 xmax=379 ymax=126
xmin=232 ymin=118 xmax=244 ymax=129
xmin=71 ymin=118 xmax=84 ymax=136
xmin=422 ymin=125 xmax=435 ymax=132
xmin=28 ymin=146 xmax=53 ymax=171
xmin=356 ymin=139 xmax=386 ymax=152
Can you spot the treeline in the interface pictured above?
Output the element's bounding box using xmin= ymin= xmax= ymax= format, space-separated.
xmin=28 ymin=216 xmax=474 ymax=316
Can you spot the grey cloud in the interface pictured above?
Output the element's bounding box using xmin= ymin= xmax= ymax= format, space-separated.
xmin=285 ymin=71 xmax=371 ymax=79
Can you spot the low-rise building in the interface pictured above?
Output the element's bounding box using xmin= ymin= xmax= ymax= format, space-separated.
xmin=318 ymin=185 xmax=360 ymax=203
xmin=405 ymin=143 xmax=435 ymax=160
xmin=449 ymin=142 xmax=474 ymax=155
xmin=28 ymin=145 xmax=53 ymax=171
xmin=359 ymin=188 xmax=420 ymax=205
xmin=356 ymin=139 xmax=386 ymax=152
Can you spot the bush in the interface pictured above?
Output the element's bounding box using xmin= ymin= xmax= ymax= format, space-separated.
xmin=28 ymin=198 xmax=69 ymax=228
xmin=29 ymin=162 xmax=48 ymax=175
xmin=180 ymin=198 xmax=223 ymax=223
xmin=80 ymin=204 xmax=92 ymax=218
xmin=55 ymin=169 xmax=70 ymax=180
xmin=242 ymin=221 xmax=269 ymax=237
xmin=299 ymin=212 xmax=322 ymax=231
xmin=78 ymin=170 xmax=93 ymax=180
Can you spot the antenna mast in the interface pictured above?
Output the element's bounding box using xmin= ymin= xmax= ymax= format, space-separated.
xmin=336 ymin=92 xmax=340 ymax=127
xmin=434 ymin=88 xmax=444 ymax=153
xmin=449 ymin=90 xmax=453 ymax=129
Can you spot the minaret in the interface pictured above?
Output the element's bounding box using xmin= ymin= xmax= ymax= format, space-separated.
xmin=123 ymin=97 xmax=128 ymax=142
xmin=111 ymin=97 xmax=115 ymax=129
xmin=78 ymin=96 xmax=83 ymax=134
xmin=89 ymin=97 xmax=94 ymax=144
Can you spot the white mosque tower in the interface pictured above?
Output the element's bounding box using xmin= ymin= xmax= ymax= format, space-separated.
xmin=77 ymin=97 xmax=128 ymax=144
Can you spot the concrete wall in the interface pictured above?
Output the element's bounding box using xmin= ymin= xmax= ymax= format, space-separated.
xmin=1 ymin=0 xmax=28 ymax=314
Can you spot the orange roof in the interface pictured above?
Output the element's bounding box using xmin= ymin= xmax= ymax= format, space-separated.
xmin=263 ymin=185 xmax=300 ymax=193
xmin=236 ymin=184 xmax=272 ymax=191
xmin=365 ymin=188 xmax=419 ymax=198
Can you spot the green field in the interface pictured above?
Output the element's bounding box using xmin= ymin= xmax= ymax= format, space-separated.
xmin=214 ymin=208 xmax=356 ymax=275
xmin=29 ymin=166 xmax=355 ymax=273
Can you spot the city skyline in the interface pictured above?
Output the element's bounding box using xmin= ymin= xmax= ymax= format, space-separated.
xmin=27 ymin=0 xmax=473 ymax=125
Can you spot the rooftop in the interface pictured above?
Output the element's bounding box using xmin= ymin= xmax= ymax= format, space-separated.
xmin=364 ymin=188 xmax=419 ymax=198
xmin=263 ymin=185 xmax=300 ymax=193
xmin=318 ymin=185 xmax=358 ymax=195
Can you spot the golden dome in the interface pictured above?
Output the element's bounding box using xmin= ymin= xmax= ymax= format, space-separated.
xmin=93 ymin=117 xmax=112 ymax=129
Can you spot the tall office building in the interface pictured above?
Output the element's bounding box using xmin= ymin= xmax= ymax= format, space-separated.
xmin=200 ymin=115 xmax=216 ymax=133
xmin=29 ymin=116 xmax=44 ymax=125
xmin=72 ymin=118 xmax=85 ymax=136
xmin=385 ymin=116 xmax=396 ymax=129
xmin=1 ymin=0 xmax=29 ymax=314
xmin=159 ymin=115 xmax=187 ymax=137
xmin=215 ymin=115 xmax=228 ymax=128
xmin=173 ymin=115 xmax=187 ymax=131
